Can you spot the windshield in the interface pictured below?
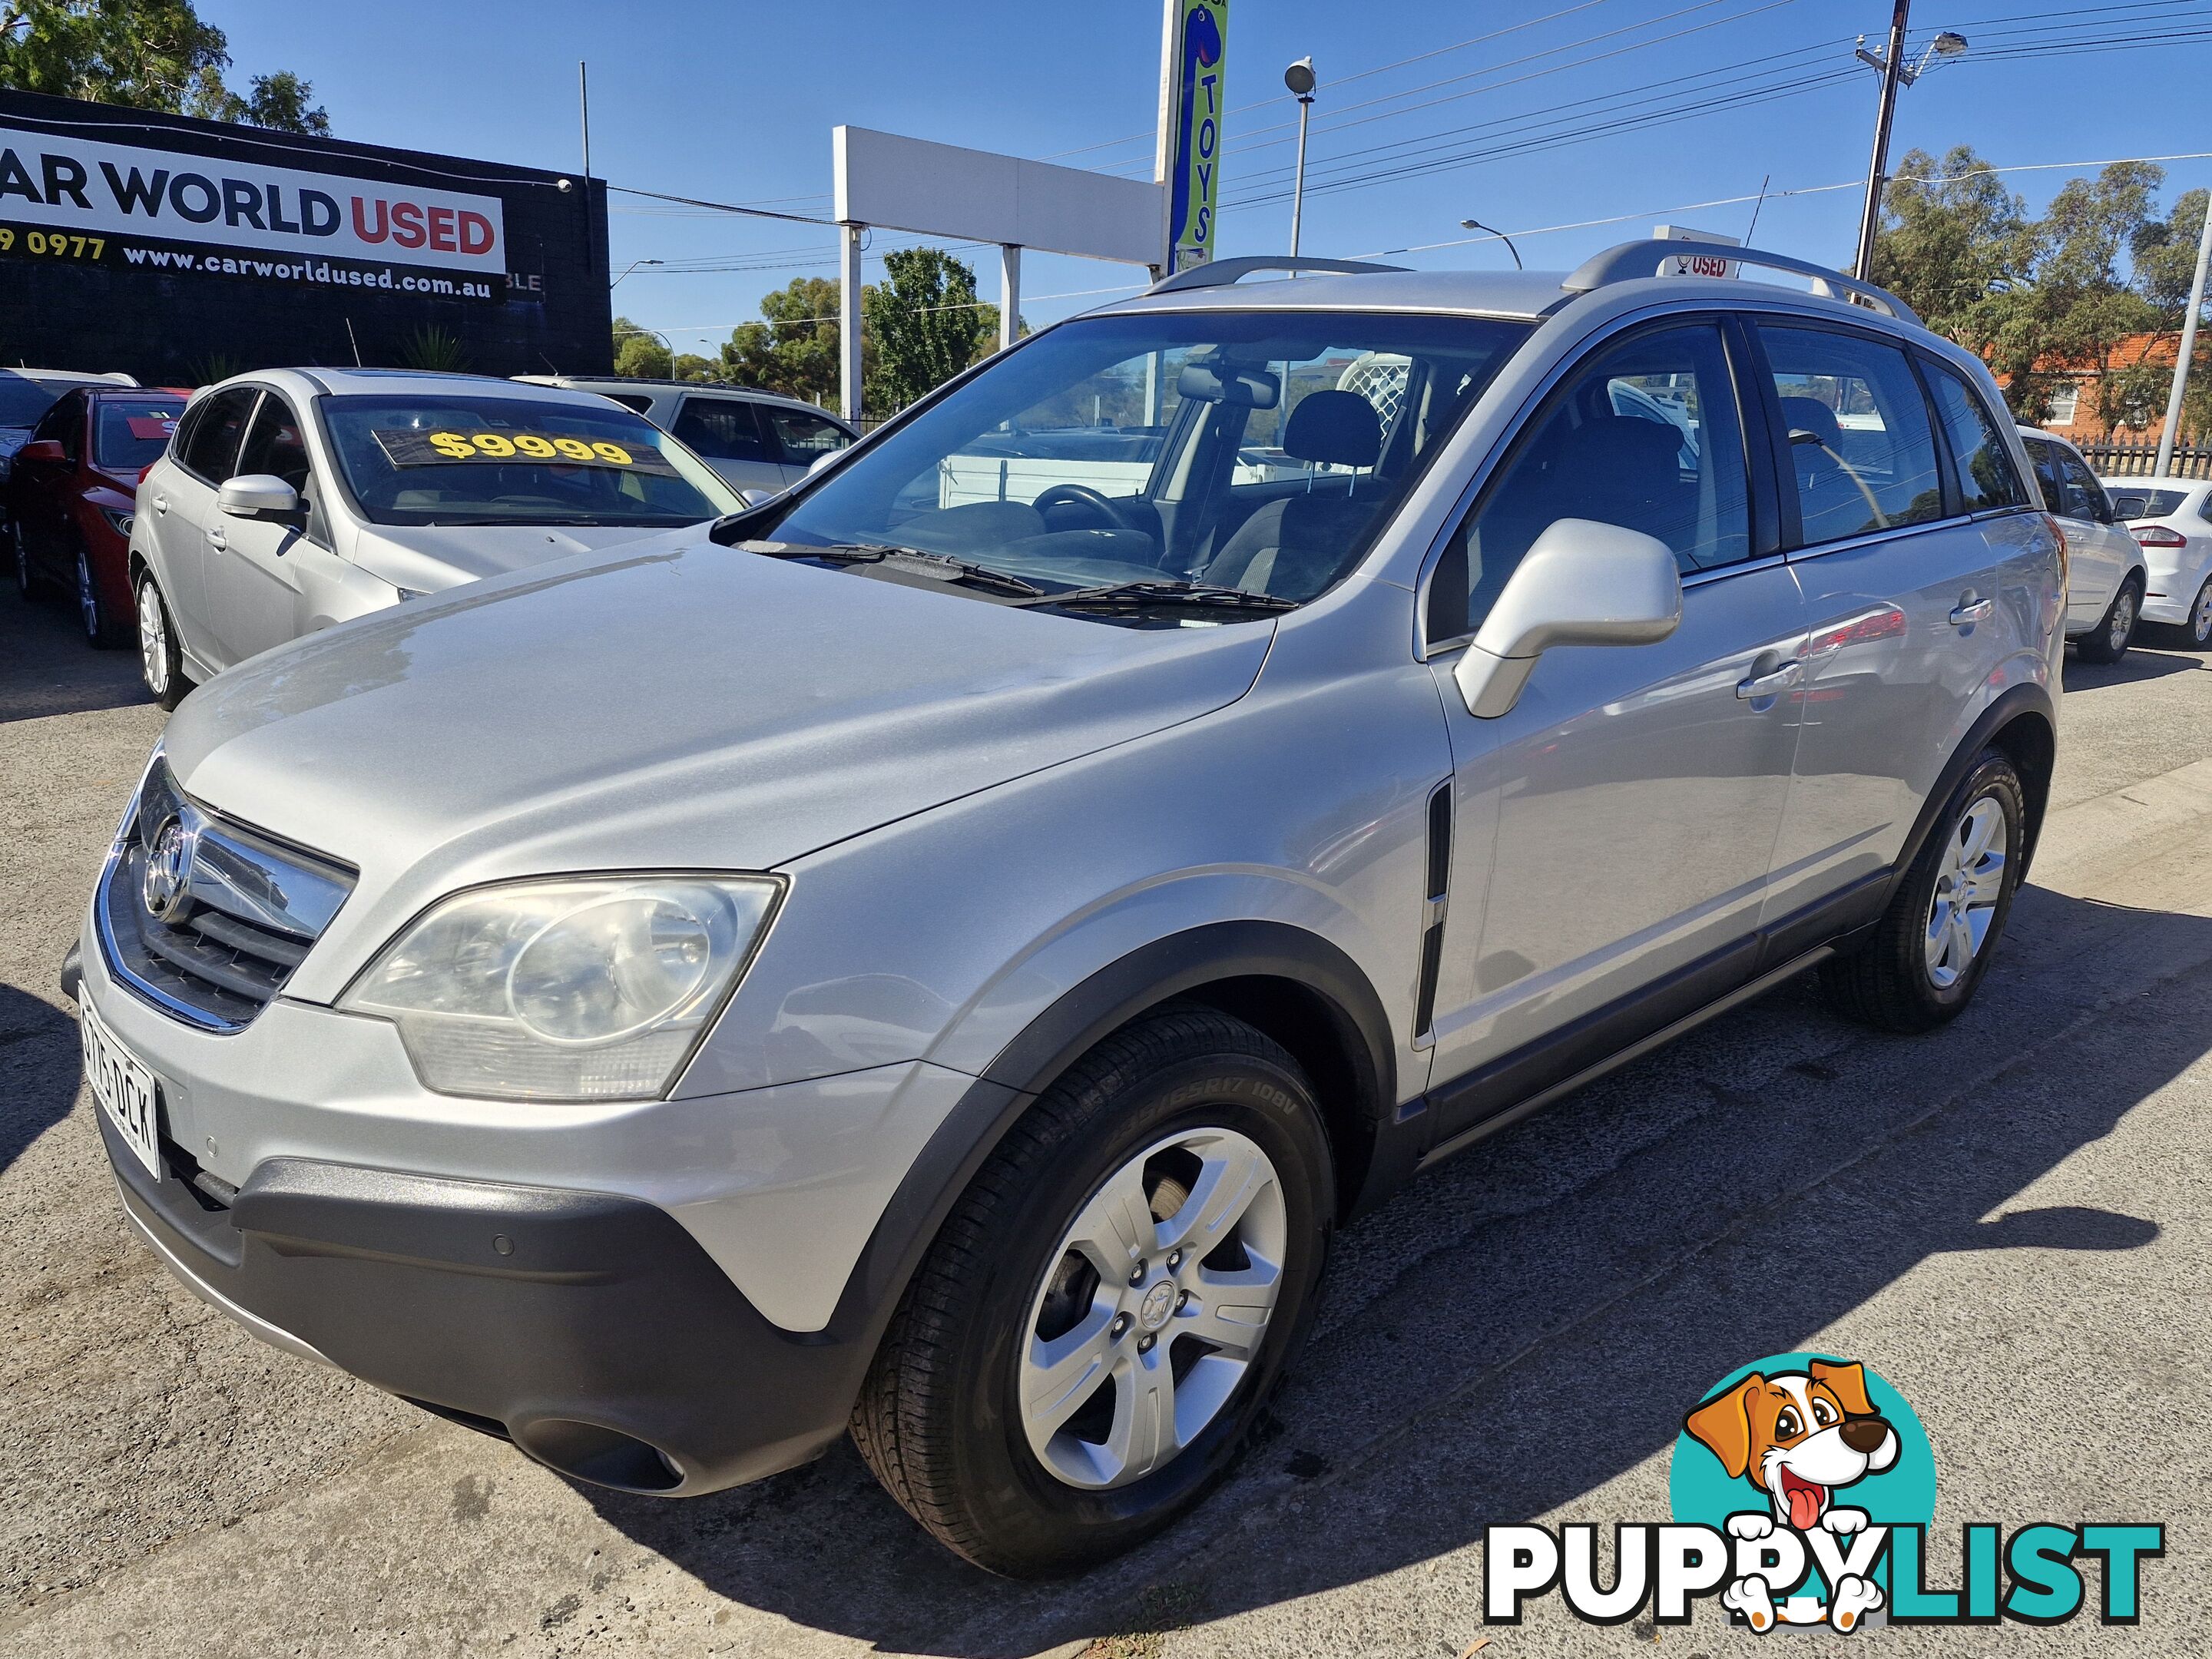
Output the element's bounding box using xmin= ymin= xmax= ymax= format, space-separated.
xmin=0 ymin=376 xmax=64 ymax=428
xmin=2108 ymin=486 xmax=2192 ymax=520
xmin=750 ymin=310 xmax=1532 ymax=614
xmin=320 ymin=395 xmax=741 ymax=527
xmin=93 ymin=396 xmax=185 ymax=470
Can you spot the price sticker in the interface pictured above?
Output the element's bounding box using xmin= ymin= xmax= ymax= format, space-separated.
xmin=373 ymin=428 xmax=680 ymax=475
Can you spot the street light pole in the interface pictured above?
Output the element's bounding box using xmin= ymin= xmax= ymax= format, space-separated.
xmin=1853 ymin=0 xmax=1910 ymax=282
xmin=1459 ymin=217 xmax=1522 ymax=270
xmin=609 ymin=258 xmax=663 ymax=288
xmin=2155 ymin=188 xmax=2212 ymax=477
xmin=1285 ymin=58 xmax=1316 ymax=260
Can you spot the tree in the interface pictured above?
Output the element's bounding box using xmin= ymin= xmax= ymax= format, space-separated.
xmin=862 ymin=247 xmax=992 ymax=413
xmin=611 ymin=318 xmax=671 ymax=379
xmin=0 ymin=0 xmax=328 ymax=132
xmin=720 ymin=275 xmax=852 ymax=408
xmin=671 ymin=353 xmax=720 ymax=383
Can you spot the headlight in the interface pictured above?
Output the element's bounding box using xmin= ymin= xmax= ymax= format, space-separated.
xmin=103 ymin=508 xmax=135 ymax=538
xmin=338 ymin=875 xmax=780 ymax=1102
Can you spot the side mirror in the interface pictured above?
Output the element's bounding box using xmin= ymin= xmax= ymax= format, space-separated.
xmin=807 ymin=450 xmax=839 ymax=476
xmin=735 ymin=486 xmax=776 ymax=508
xmin=15 ymin=439 xmax=65 ymax=465
xmin=1452 ymin=518 xmax=1683 ymax=719
xmin=217 ymin=473 xmax=302 ymax=520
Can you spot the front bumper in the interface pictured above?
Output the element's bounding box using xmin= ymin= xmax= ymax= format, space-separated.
xmin=98 ymin=1102 xmax=869 ymax=1493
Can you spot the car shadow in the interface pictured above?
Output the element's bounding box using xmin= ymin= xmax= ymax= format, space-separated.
xmin=0 ymin=982 xmax=84 ymax=1176
xmin=0 ymin=587 xmax=151 ymax=724
xmin=575 ymin=884 xmax=2212 ymax=1655
xmin=2060 ymin=643 xmax=2207 ymax=694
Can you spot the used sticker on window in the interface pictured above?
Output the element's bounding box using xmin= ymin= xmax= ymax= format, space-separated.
xmin=372 ymin=428 xmax=680 ymax=475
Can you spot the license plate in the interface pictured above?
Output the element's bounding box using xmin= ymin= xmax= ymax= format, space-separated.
xmin=82 ymin=1001 xmax=161 ymax=1178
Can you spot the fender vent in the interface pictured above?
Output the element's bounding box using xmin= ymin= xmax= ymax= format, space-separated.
xmin=1414 ymin=782 xmax=1453 ymax=1038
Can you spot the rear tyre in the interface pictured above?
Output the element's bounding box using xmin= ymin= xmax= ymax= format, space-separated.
xmin=2072 ymin=574 xmax=2140 ymax=664
xmin=1821 ymin=748 xmax=2025 ymax=1033
xmin=8 ymin=522 xmax=40 ymax=601
xmin=78 ymin=545 xmax=128 ymax=649
xmin=135 ymin=573 xmax=188 ymax=710
xmin=851 ymin=1004 xmax=1334 ymax=1578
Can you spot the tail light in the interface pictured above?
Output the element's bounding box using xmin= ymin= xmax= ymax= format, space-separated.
xmin=2131 ymin=524 xmax=2187 ymax=548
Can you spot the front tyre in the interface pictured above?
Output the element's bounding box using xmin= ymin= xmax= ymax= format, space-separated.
xmin=852 ymin=1005 xmax=1334 ymax=1577
xmin=1821 ymin=748 xmax=2025 ymax=1032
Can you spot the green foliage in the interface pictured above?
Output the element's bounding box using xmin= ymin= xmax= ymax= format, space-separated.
xmin=671 ymin=353 xmax=720 ymax=382
xmin=0 ymin=1 xmax=329 ymax=132
xmin=720 ymin=275 xmax=851 ymax=409
xmin=611 ymin=318 xmax=671 ymax=379
xmin=861 ymin=247 xmax=992 ymax=414
xmin=1872 ymin=147 xmax=2178 ymax=427
xmin=398 ymin=325 xmax=469 ymax=373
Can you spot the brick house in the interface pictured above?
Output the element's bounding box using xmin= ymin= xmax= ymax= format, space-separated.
xmin=2015 ymin=333 xmax=2179 ymax=443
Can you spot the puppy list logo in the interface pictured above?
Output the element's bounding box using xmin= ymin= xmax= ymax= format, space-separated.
xmin=1485 ymin=1352 xmax=2164 ymax=1634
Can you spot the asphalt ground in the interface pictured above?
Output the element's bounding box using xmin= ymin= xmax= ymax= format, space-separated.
xmin=2 ymin=577 xmax=2208 ymax=1657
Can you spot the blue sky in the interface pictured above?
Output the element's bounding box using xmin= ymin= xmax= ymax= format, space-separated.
xmin=201 ymin=1 xmax=2212 ymax=359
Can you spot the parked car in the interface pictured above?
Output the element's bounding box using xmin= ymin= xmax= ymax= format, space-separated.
xmin=515 ymin=376 xmax=854 ymax=495
xmin=0 ymin=368 xmax=138 ymax=500
xmin=127 ymin=369 xmax=743 ymax=709
xmin=2099 ymin=474 xmax=2212 ymax=648
xmin=7 ymin=386 xmax=187 ymax=647
xmin=2016 ymin=427 xmax=2147 ymax=663
xmin=69 ymin=244 xmax=2062 ymax=1577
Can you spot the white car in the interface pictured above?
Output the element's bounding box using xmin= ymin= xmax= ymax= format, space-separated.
xmin=2017 ymin=428 xmax=2147 ymax=663
xmin=130 ymin=369 xmax=743 ymax=709
xmin=515 ymin=376 xmax=854 ymax=497
xmin=2100 ymin=475 xmax=2212 ymax=648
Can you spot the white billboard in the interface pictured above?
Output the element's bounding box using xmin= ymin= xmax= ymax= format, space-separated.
xmin=0 ymin=121 xmax=507 ymax=273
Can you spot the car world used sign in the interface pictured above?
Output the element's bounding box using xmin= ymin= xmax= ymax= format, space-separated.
xmin=0 ymin=120 xmax=506 ymax=299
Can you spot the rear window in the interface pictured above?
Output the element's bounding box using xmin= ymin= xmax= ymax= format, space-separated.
xmin=2108 ymin=486 xmax=2192 ymax=520
xmin=93 ymin=397 xmax=185 ymax=470
xmin=319 ymin=395 xmax=741 ymax=528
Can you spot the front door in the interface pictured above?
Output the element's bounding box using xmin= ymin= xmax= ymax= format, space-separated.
xmin=201 ymin=391 xmax=316 ymax=666
xmin=1420 ymin=317 xmax=1805 ymax=1134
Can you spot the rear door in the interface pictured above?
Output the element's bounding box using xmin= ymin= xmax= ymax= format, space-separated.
xmin=145 ymin=385 xmax=257 ymax=664
xmin=758 ymin=402 xmax=853 ymax=485
xmin=1760 ymin=323 xmax=2046 ymax=922
xmin=1419 ymin=315 xmax=1806 ymax=1131
xmin=670 ymin=394 xmax=785 ymax=492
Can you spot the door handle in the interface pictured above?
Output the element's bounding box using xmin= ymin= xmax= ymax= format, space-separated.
xmin=205 ymin=527 xmax=226 ymax=552
xmin=1736 ymin=659 xmax=1802 ymax=700
xmin=1950 ymin=596 xmax=1994 ymax=628
xmin=151 ymin=494 xmax=168 ymax=515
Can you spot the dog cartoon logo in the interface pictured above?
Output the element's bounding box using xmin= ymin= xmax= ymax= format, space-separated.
xmin=1671 ymin=1352 xmax=1936 ymax=1634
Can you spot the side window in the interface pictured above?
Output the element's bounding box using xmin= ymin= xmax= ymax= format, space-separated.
xmin=2019 ymin=436 xmax=2066 ymax=515
xmin=55 ymin=394 xmax=85 ymax=462
xmin=602 ymin=393 xmax=655 ymax=413
xmin=1922 ymin=361 xmax=2028 ymax=512
xmin=763 ymin=406 xmax=850 ymax=462
xmin=2197 ymin=493 xmax=2212 ymax=527
xmin=2055 ymin=449 xmax=2112 ymax=523
xmin=31 ymin=392 xmax=77 ymax=449
xmin=1428 ymin=321 xmax=1750 ymax=641
xmin=672 ymin=396 xmax=772 ymax=462
xmin=177 ymin=388 xmax=257 ymax=482
xmin=237 ymin=396 xmax=310 ymax=492
xmin=1758 ymin=324 xmax=1942 ymax=548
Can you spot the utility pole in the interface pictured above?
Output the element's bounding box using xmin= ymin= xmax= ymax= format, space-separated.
xmin=1286 ymin=58 xmax=1316 ymax=261
xmin=1853 ymin=1 xmax=1910 ymax=282
xmin=578 ymin=61 xmax=591 ymax=179
xmin=2156 ymin=188 xmax=2212 ymax=476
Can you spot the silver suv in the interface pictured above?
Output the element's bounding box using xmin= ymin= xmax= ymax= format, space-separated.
xmin=68 ymin=244 xmax=2062 ymax=1576
xmin=515 ymin=375 xmax=855 ymax=496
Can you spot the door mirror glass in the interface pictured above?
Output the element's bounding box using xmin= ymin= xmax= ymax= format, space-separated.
xmin=217 ymin=473 xmax=302 ymax=519
xmin=1452 ymin=517 xmax=1683 ymax=718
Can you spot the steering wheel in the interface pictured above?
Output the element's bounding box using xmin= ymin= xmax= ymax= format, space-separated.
xmin=1031 ymin=483 xmax=1153 ymax=537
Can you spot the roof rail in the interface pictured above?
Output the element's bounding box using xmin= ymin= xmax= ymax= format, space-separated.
xmin=1560 ymin=240 xmax=1919 ymax=325
xmin=1144 ymin=255 xmax=1410 ymax=296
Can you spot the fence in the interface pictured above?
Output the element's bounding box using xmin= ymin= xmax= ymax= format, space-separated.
xmin=2077 ymin=436 xmax=2212 ymax=479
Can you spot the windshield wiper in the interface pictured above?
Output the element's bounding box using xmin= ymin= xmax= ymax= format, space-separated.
xmin=1014 ymin=579 xmax=1298 ymax=615
xmin=740 ymin=539 xmax=1043 ymax=598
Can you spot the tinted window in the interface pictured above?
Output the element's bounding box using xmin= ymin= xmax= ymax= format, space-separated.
xmin=1760 ymin=324 xmax=1942 ymax=548
xmin=92 ymin=396 xmax=185 ymax=470
xmin=319 ymin=394 xmax=739 ymax=527
xmin=1922 ymin=362 xmax=2028 ymax=512
xmin=0 ymin=376 xmax=61 ymax=426
xmin=2055 ymin=449 xmax=2111 ymax=522
xmin=2019 ymin=436 xmax=2065 ymax=515
xmin=764 ymin=406 xmax=849 ymax=461
xmin=237 ymin=396 xmax=312 ymax=492
xmin=2108 ymin=486 xmax=2189 ymax=520
xmin=178 ymin=388 xmax=257 ymax=482
xmin=602 ymin=393 xmax=655 ymax=413
xmin=673 ymin=396 xmax=772 ymax=462
xmin=1429 ymin=321 xmax=1750 ymax=641
xmin=31 ymin=392 xmax=81 ymax=455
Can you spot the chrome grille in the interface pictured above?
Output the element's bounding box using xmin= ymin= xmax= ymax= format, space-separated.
xmin=98 ymin=757 xmax=356 ymax=1032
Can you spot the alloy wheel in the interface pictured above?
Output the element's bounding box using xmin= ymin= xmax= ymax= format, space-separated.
xmin=9 ymin=528 xmax=25 ymax=599
xmin=2109 ymin=588 xmax=2136 ymax=652
xmin=1018 ymin=1125 xmax=1286 ymax=1491
xmin=77 ymin=549 xmax=99 ymax=640
xmin=1925 ymin=796 xmax=2008 ymax=989
xmin=137 ymin=581 xmax=169 ymax=697
xmin=2193 ymin=579 xmax=2212 ymax=646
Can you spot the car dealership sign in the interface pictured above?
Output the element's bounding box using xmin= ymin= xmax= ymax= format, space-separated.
xmin=0 ymin=120 xmax=506 ymax=273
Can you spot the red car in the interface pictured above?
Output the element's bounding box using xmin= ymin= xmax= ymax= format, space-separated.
xmin=7 ymin=387 xmax=186 ymax=647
